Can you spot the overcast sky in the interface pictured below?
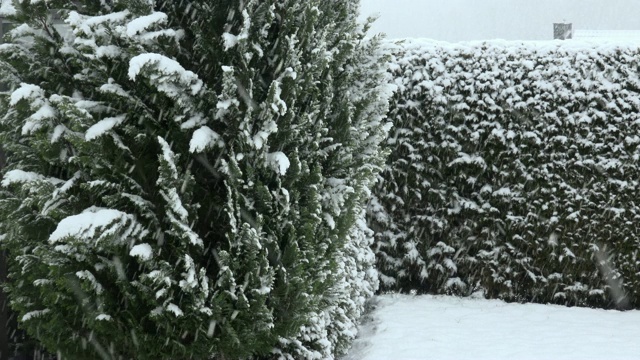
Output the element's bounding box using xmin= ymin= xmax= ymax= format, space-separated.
xmin=359 ymin=0 xmax=640 ymax=41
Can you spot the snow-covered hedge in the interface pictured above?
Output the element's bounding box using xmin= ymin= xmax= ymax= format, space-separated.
xmin=371 ymin=39 xmax=640 ymax=308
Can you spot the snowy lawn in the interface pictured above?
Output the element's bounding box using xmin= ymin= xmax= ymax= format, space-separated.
xmin=345 ymin=294 xmax=640 ymax=360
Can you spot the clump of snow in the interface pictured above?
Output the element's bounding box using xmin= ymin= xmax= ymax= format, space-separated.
xmin=178 ymin=255 xmax=198 ymax=290
xmin=23 ymin=102 xmax=56 ymax=134
xmin=9 ymin=83 xmax=57 ymax=135
xmin=66 ymin=10 xmax=130 ymax=37
xmin=128 ymin=53 xmax=203 ymax=96
xmin=95 ymin=45 xmax=122 ymax=59
xmin=0 ymin=0 xmax=17 ymax=16
xmin=22 ymin=309 xmax=50 ymax=322
xmin=252 ymin=120 xmax=278 ymax=150
xmin=221 ymin=33 xmax=238 ymax=50
xmin=51 ymin=124 xmax=67 ymax=143
xmin=126 ymin=12 xmax=167 ymax=37
xmin=99 ymin=80 xmax=131 ymax=98
xmin=9 ymin=83 xmax=44 ymax=106
xmin=189 ymin=126 xmax=223 ymax=153
xmin=1 ymin=170 xmax=64 ymax=187
xmin=95 ymin=314 xmax=112 ymax=321
xmin=2 ymin=170 xmax=45 ymax=186
xmin=179 ymin=113 xmax=207 ymax=130
xmin=129 ymin=243 xmax=153 ymax=261
xmin=49 ymin=208 xmax=135 ymax=243
xmin=85 ymin=114 xmax=126 ymax=141
xmin=166 ymin=303 xmax=183 ymax=317
xmin=492 ymin=187 xmax=513 ymax=197
xmin=267 ymin=152 xmax=290 ymax=176
xmin=221 ymin=9 xmax=250 ymax=50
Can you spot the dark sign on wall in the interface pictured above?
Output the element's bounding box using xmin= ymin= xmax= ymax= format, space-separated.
xmin=554 ymin=23 xmax=573 ymax=40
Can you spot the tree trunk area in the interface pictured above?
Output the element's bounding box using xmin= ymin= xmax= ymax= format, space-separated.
xmin=0 ymin=147 xmax=8 ymax=360
xmin=0 ymin=251 xmax=7 ymax=360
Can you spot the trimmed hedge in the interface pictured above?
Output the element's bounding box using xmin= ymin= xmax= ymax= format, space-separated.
xmin=371 ymin=39 xmax=640 ymax=308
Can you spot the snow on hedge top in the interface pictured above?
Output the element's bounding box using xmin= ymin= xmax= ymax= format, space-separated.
xmin=385 ymin=38 xmax=640 ymax=76
xmin=574 ymin=29 xmax=640 ymax=42
xmin=385 ymin=38 xmax=640 ymax=118
xmin=388 ymin=37 xmax=640 ymax=53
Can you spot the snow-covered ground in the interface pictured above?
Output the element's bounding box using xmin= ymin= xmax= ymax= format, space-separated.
xmin=345 ymin=294 xmax=640 ymax=360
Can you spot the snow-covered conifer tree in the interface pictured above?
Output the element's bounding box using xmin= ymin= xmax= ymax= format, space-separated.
xmin=0 ymin=0 xmax=392 ymax=358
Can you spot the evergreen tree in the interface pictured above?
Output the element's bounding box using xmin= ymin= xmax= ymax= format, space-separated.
xmin=0 ymin=0 xmax=392 ymax=358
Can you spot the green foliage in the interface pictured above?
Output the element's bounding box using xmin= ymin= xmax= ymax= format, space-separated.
xmin=0 ymin=1 xmax=391 ymax=358
xmin=373 ymin=39 xmax=640 ymax=309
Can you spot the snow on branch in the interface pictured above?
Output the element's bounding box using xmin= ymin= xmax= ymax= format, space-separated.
xmin=266 ymin=152 xmax=291 ymax=176
xmin=66 ymin=10 xmax=130 ymax=37
xmin=1 ymin=170 xmax=64 ymax=187
xmin=9 ymin=83 xmax=57 ymax=135
xmin=128 ymin=53 xmax=203 ymax=96
xmin=85 ymin=114 xmax=126 ymax=141
xmin=156 ymin=136 xmax=204 ymax=247
xmin=189 ymin=126 xmax=224 ymax=153
xmin=222 ymin=9 xmax=251 ymax=51
xmin=128 ymin=53 xmax=204 ymax=117
xmin=130 ymin=243 xmax=153 ymax=261
xmin=126 ymin=12 xmax=168 ymax=37
xmin=49 ymin=208 xmax=144 ymax=245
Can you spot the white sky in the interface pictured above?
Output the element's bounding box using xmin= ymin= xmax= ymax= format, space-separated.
xmin=359 ymin=0 xmax=640 ymax=42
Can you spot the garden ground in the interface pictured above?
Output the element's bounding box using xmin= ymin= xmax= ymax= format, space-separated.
xmin=345 ymin=294 xmax=640 ymax=360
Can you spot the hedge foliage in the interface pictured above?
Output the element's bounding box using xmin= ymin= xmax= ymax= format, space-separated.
xmin=371 ymin=39 xmax=640 ymax=308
